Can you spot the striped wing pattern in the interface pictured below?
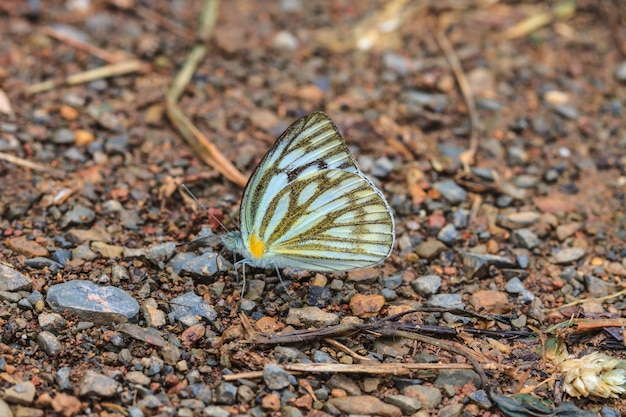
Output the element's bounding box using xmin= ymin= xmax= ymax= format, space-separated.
xmin=235 ymin=112 xmax=394 ymax=271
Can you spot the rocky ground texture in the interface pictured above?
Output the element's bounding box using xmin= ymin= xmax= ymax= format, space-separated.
xmin=1 ymin=1 xmax=626 ymax=416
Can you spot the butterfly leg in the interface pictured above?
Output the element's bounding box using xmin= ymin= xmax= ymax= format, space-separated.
xmin=241 ymin=262 xmax=247 ymax=299
xmin=273 ymin=265 xmax=293 ymax=297
xmin=233 ymin=259 xmax=248 ymax=299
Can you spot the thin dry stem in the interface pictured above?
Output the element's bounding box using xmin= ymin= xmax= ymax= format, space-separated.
xmin=165 ymin=0 xmax=247 ymax=187
xmin=26 ymin=60 xmax=150 ymax=94
xmin=436 ymin=14 xmax=478 ymax=174
xmin=222 ymin=362 xmax=475 ymax=381
xmin=42 ymin=26 xmax=131 ymax=63
xmin=0 ymin=151 xmax=64 ymax=176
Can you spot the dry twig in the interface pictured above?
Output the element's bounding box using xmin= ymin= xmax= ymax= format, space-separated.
xmin=223 ymin=362 xmax=475 ymax=382
xmin=165 ymin=0 xmax=247 ymax=187
xmin=0 ymin=151 xmax=64 ymax=176
xmin=26 ymin=60 xmax=150 ymax=94
xmin=41 ymin=26 xmax=131 ymax=64
xmin=436 ymin=14 xmax=478 ymax=174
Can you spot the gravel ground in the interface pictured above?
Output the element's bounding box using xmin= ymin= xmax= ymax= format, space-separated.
xmin=1 ymin=1 xmax=626 ymax=416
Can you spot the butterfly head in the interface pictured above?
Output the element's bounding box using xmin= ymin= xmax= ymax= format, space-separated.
xmin=221 ymin=231 xmax=245 ymax=254
xmin=222 ymin=231 xmax=267 ymax=261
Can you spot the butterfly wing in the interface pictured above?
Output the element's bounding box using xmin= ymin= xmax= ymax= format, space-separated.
xmin=240 ymin=112 xmax=360 ymax=246
xmin=237 ymin=112 xmax=394 ymax=270
xmin=261 ymin=168 xmax=395 ymax=271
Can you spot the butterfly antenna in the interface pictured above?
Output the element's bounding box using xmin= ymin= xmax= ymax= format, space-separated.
xmin=180 ymin=184 xmax=230 ymax=234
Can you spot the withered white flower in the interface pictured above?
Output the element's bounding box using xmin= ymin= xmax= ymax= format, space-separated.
xmin=559 ymin=352 xmax=626 ymax=398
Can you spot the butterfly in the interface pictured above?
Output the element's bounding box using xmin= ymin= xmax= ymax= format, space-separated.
xmin=221 ymin=112 xmax=395 ymax=292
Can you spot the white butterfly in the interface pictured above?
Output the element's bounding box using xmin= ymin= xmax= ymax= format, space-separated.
xmin=222 ymin=112 xmax=395 ymax=290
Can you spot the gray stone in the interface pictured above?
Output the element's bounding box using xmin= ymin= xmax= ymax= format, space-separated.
xmin=238 ymin=298 xmax=256 ymax=313
xmin=551 ymin=247 xmax=585 ymax=264
xmin=499 ymin=211 xmax=540 ymax=229
xmin=59 ymin=205 xmax=95 ymax=228
xmin=415 ymin=239 xmax=447 ymax=259
xmin=371 ymin=156 xmax=394 ymax=177
xmin=78 ymin=370 xmax=120 ymax=397
xmin=411 ymin=275 xmax=442 ymax=297
xmin=615 ymin=60 xmax=626 ymax=81
xmin=71 ymin=243 xmax=97 ymax=261
xmin=144 ymin=242 xmax=176 ymax=265
xmin=433 ymin=180 xmax=467 ymax=204
xmin=46 ymin=280 xmax=139 ymax=324
xmin=519 ymin=289 xmax=536 ymax=303
xmin=438 ymin=403 xmax=464 ymax=417
xmin=141 ymin=298 xmax=166 ymax=328
xmin=168 ymin=252 xmax=202 ymax=275
xmin=137 ymin=394 xmax=163 ymax=409
xmin=104 ymin=134 xmax=129 ymax=154
xmin=177 ymin=252 xmax=228 ymax=278
xmin=128 ymin=407 xmax=145 ymax=417
xmin=180 ymin=399 xmax=205 ymax=411
xmin=435 ymin=369 xmax=482 ymax=388
xmin=161 ymin=343 xmax=182 ymax=365
xmin=27 ymin=290 xmax=43 ymax=304
xmin=512 ymin=174 xmax=540 ymax=188
xmin=55 ymin=367 xmax=73 ymax=391
xmin=381 ymin=288 xmax=398 ymax=301
xmin=126 ymin=371 xmax=151 ymax=386
xmin=553 ymin=104 xmax=580 ymax=120
xmin=327 ymin=374 xmax=362 ymax=396
xmin=280 ymin=405 xmax=304 ymax=417
xmin=427 ymin=294 xmax=464 ymax=310
xmin=601 ymin=404 xmax=620 ymax=417
xmin=404 ymin=90 xmax=449 ymax=109
xmin=263 ymin=364 xmax=294 ymax=390
xmin=170 ymin=292 xmax=218 ymax=325
xmin=385 ymin=394 xmax=422 ymax=414
xmin=402 ymin=384 xmax=442 ymax=409
xmin=183 ymin=383 xmax=213 ymax=404
xmin=117 ymin=323 xmax=166 ymax=347
xmin=214 ymin=382 xmax=237 ymax=405
xmin=584 ymin=275 xmax=617 ymax=298
xmin=274 ymin=346 xmax=308 ymax=363
xmin=326 ymin=395 xmax=402 ymax=417
xmin=202 ymin=406 xmax=231 ymax=417
xmin=312 ymin=349 xmax=336 ymax=363
xmin=0 ymin=264 xmax=32 ymax=292
xmin=556 ymin=222 xmax=581 ymax=241
xmin=512 ymin=229 xmax=540 ymax=249
xmin=241 ymin=277 xmax=264 ymax=299
xmin=3 ymin=382 xmax=36 ymax=405
xmin=52 ymin=128 xmax=75 ymax=144
xmin=468 ymin=389 xmax=492 ymax=408
xmin=285 ymin=306 xmax=339 ymax=327
xmin=504 ymin=277 xmax=525 ymax=294
xmin=23 ymin=257 xmax=63 ymax=271
xmin=462 ymin=252 xmax=517 ymax=279
xmin=0 ymin=291 xmax=22 ymax=302
xmin=383 ymin=274 xmax=403 ymax=290
xmin=17 ymin=298 xmax=32 ymax=309
xmin=451 ymin=209 xmax=469 ymax=229
xmin=37 ymin=331 xmax=62 ymax=356
xmin=117 ymin=349 xmax=132 ymax=366
xmin=38 ymin=312 xmax=68 ymax=333
xmin=507 ymin=146 xmax=528 ymax=165
xmin=437 ymin=224 xmax=461 ymax=246
xmin=237 ymin=384 xmax=255 ymax=403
